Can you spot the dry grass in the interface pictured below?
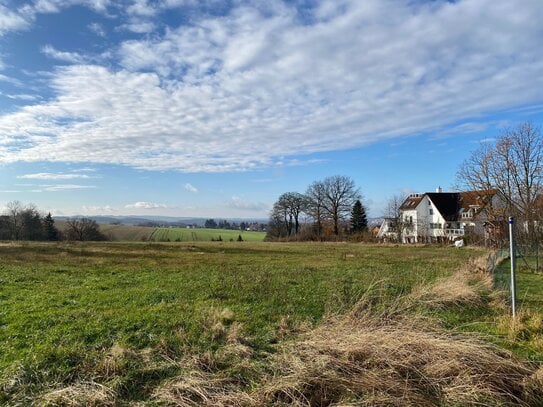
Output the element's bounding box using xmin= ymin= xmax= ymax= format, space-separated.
xmin=153 ymin=371 xmax=255 ymax=407
xmin=39 ymin=381 xmax=115 ymax=406
xmin=256 ymin=310 xmax=543 ymax=406
xmin=410 ymin=256 xmax=493 ymax=309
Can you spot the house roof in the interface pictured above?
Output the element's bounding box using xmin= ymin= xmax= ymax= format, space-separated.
xmin=399 ymin=194 xmax=423 ymax=210
xmin=426 ymin=192 xmax=461 ymax=221
xmin=458 ymin=189 xmax=498 ymax=211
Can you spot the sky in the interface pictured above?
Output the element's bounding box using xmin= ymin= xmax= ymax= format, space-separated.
xmin=0 ymin=0 xmax=542 ymax=220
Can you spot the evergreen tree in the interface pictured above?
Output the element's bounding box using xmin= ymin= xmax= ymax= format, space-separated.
xmin=43 ymin=212 xmax=60 ymax=241
xmin=350 ymin=200 xmax=367 ymax=233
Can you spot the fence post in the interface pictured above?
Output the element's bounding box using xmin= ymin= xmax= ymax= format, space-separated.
xmin=509 ymin=217 xmax=517 ymax=318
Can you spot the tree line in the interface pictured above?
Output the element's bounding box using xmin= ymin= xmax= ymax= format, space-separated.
xmin=204 ymin=219 xmax=266 ymax=231
xmin=267 ymin=175 xmax=368 ymax=240
xmin=0 ymin=201 xmax=107 ymax=241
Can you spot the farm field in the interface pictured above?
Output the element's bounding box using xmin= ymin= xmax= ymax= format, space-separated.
xmin=99 ymin=224 xmax=156 ymax=241
xmin=1 ymin=242 xmax=542 ymax=405
xmin=56 ymin=222 xmax=265 ymax=242
xmin=150 ymin=227 xmax=266 ymax=242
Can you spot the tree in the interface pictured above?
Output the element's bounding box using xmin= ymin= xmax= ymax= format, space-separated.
xmin=274 ymin=192 xmax=307 ymax=237
xmin=65 ymin=218 xmax=107 ymax=241
xmin=266 ymin=192 xmax=307 ymax=239
xmin=6 ymin=201 xmax=23 ymax=240
xmin=43 ymin=212 xmax=60 ymax=241
xmin=321 ymin=175 xmax=360 ymax=235
xmin=306 ymin=180 xmax=327 ymax=238
xmin=457 ymin=122 xmax=543 ymax=243
xmin=205 ymin=219 xmax=218 ymax=228
xmin=350 ymin=199 xmax=367 ymax=233
xmin=382 ymin=194 xmax=407 ymax=242
xmin=20 ymin=204 xmax=44 ymax=241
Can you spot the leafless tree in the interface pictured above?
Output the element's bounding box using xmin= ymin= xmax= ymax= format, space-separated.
xmin=321 ymin=175 xmax=360 ymax=236
xmin=382 ymin=194 xmax=405 ymax=242
xmin=457 ymin=122 xmax=543 ymax=243
xmin=6 ymin=201 xmax=23 ymax=240
xmin=306 ymin=181 xmax=327 ymax=238
xmin=65 ymin=218 xmax=107 ymax=241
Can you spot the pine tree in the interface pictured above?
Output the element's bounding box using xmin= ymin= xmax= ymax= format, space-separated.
xmin=43 ymin=212 xmax=60 ymax=241
xmin=350 ymin=200 xmax=367 ymax=233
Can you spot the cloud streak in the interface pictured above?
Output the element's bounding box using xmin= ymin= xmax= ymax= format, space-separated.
xmin=0 ymin=0 xmax=542 ymax=172
xmin=18 ymin=172 xmax=92 ymax=180
xmin=124 ymin=201 xmax=169 ymax=209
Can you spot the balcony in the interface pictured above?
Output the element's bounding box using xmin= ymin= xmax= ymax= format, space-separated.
xmin=445 ymin=228 xmax=464 ymax=236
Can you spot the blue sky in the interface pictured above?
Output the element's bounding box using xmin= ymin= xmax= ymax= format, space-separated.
xmin=0 ymin=0 xmax=542 ymax=219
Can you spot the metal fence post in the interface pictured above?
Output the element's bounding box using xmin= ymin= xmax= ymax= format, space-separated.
xmin=509 ymin=217 xmax=517 ymax=318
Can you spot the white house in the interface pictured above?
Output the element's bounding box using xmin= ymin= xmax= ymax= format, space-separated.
xmin=378 ymin=188 xmax=504 ymax=243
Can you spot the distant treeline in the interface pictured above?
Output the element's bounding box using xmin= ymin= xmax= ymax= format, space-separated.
xmin=0 ymin=201 xmax=107 ymax=241
xmin=204 ymin=219 xmax=267 ymax=231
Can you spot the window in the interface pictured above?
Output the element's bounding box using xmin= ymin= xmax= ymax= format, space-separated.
xmin=430 ymin=223 xmax=442 ymax=229
xmin=429 ymin=208 xmax=433 ymax=215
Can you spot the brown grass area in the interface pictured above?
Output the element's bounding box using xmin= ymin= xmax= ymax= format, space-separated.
xmin=256 ymin=312 xmax=542 ymax=406
xmin=409 ymin=256 xmax=493 ymax=309
xmin=39 ymin=381 xmax=115 ymax=406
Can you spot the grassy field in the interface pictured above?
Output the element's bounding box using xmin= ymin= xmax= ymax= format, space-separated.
xmin=495 ymin=259 xmax=543 ymax=312
xmin=149 ymin=227 xmax=266 ymax=242
xmin=99 ymin=224 xmax=156 ymax=241
xmin=1 ymin=242 xmax=542 ymax=405
xmin=56 ymin=222 xmax=265 ymax=242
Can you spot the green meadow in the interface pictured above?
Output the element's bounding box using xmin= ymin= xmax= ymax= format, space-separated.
xmin=149 ymin=227 xmax=266 ymax=242
xmin=1 ymin=242 xmax=542 ymax=405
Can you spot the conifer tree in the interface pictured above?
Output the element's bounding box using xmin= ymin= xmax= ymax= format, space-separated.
xmin=43 ymin=212 xmax=60 ymax=241
xmin=350 ymin=200 xmax=367 ymax=233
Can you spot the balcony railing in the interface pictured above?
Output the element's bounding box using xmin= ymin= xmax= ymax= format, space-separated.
xmin=445 ymin=228 xmax=464 ymax=236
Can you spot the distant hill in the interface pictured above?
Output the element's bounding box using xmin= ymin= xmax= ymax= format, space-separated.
xmin=53 ymin=215 xmax=268 ymax=227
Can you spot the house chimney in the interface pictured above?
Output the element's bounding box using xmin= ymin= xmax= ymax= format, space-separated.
xmin=436 ymin=186 xmax=442 ymax=193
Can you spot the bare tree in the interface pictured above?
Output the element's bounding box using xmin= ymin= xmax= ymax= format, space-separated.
xmin=276 ymin=192 xmax=307 ymax=236
xmin=457 ymin=122 xmax=543 ymax=243
xmin=382 ymin=194 xmax=405 ymax=242
xmin=66 ymin=218 xmax=107 ymax=241
xmin=305 ymin=181 xmax=327 ymax=238
xmin=321 ymin=175 xmax=360 ymax=236
xmin=5 ymin=201 xmax=24 ymax=240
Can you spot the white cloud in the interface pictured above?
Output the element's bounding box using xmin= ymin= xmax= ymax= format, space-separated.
xmin=31 ymin=0 xmax=110 ymax=14
xmin=125 ymin=201 xmax=168 ymax=209
xmin=127 ymin=0 xmax=157 ymax=17
xmin=0 ymin=0 xmax=542 ymax=172
xmin=88 ymin=22 xmax=106 ymax=37
xmin=42 ymin=184 xmax=97 ymax=191
xmin=17 ymin=172 xmax=91 ymax=180
xmin=41 ymin=45 xmax=87 ymax=63
xmin=2 ymin=93 xmax=40 ymax=101
xmin=82 ymin=204 xmax=114 ymax=213
xmin=0 ymin=5 xmax=29 ymax=35
xmin=119 ymin=20 xmax=155 ymax=34
xmin=184 ymin=182 xmax=198 ymax=193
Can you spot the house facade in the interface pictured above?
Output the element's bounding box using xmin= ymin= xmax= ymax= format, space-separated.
xmin=377 ymin=188 xmax=505 ymax=244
